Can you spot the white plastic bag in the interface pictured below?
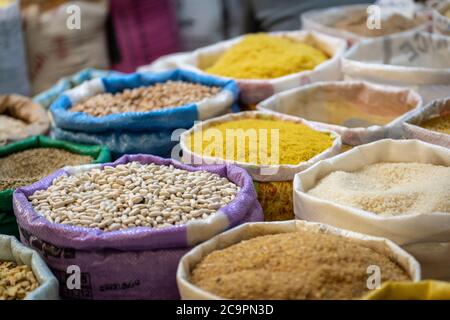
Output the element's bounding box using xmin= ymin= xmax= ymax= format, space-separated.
xmin=293 ymin=139 xmax=450 ymax=280
xmin=0 ymin=234 xmax=59 ymax=300
xmin=257 ymin=81 xmax=423 ymax=145
xmin=176 ymin=220 xmax=421 ymax=300
xmin=139 ymin=31 xmax=347 ymax=105
xmin=342 ymin=31 xmax=450 ymax=104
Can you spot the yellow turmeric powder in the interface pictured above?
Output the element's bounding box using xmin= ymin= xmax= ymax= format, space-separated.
xmin=420 ymin=114 xmax=450 ymax=135
xmin=205 ymin=34 xmax=329 ymax=79
xmin=188 ymin=118 xmax=334 ymax=165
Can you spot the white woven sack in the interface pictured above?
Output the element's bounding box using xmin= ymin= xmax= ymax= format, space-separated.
xmin=293 ymin=139 xmax=450 ymax=280
xmin=180 ymin=111 xmax=342 ymax=182
xmin=176 ymin=220 xmax=421 ymax=300
xmin=257 ymin=81 xmax=423 ymax=146
xmin=432 ymin=1 xmax=450 ymax=36
xmin=139 ymin=31 xmax=347 ymax=105
xmin=342 ymin=31 xmax=450 ymax=104
xmin=0 ymin=235 xmax=59 ymax=300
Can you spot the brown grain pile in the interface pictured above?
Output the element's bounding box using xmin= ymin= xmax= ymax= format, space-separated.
xmin=0 ymin=261 xmax=39 ymax=300
xmin=70 ymin=81 xmax=221 ymax=117
xmin=0 ymin=148 xmax=93 ymax=190
xmin=191 ymin=230 xmax=410 ymax=300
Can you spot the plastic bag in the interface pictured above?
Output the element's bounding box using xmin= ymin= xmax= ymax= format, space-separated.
xmin=257 ymin=81 xmax=423 ymax=145
xmin=139 ymin=31 xmax=347 ymax=105
xmin=50 ymin=70 xmax=239 ymax=157
xmin=0 ymin=234 xmax=59 ymax=300
xmin=13 ymin=154 xmax=262 ymax=299
xmin=176 ymin=220 xmax=421 ymax=300
xmin=0 ymin=135 xmax=111 ymax=238
xmin=0 ymin=95 xmax=50 ymax=144
xmin=0 ymin=0 xmax=29 ymax=95
xmin=342 ymin=31 xmax=450 ymax=104
xmin=293 ymin=139 xmax=450 ymax=280
xmin=364 ymin=280 xmax=450 ymax=300
xmin=402 ymin=97 xmax=450 ymax=148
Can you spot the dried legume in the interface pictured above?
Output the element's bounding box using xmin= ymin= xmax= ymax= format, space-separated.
xmin=70 ymin=81 xmax=221 ymax=117
xmin=420 ymin=114 xmax=450 ymax=135
xmin=0 ymin=148 xmax=93 ymax=191
xmin=29 ymin=162 xmax=239 ymax=231
xmin=192 ymin=230 xmax=410 ymax=300
xmin=307 ymin=162 xmax=450 ymax=216
xmin=0 ymin=261 xmax=39 ymax=300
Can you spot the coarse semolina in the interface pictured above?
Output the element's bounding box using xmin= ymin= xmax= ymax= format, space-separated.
xmin=420 ymin=114 xmax=450 ymax=135
xmin=205 ymin=34 xmax=328 ymax=79
xmin=307 ymin=162 xmax=450 ymax=216
xmin=191 ymin=230 xmax=410 ymax=300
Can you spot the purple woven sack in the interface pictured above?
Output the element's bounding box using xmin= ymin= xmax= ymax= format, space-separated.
xmin=13 ymin=154 xmax=263 ymax=299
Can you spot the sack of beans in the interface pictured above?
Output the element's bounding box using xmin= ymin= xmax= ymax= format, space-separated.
xmin=33 ymin=68 xmax=122 ymax=109
xmin=342 ymin=31 xmax=450 ymax=104
xmin=293 ymin=139 xmax=450 ymax=280
xmin=177 ymin=220 xmax=420 ymax=300
xmin=0 ymin=135 xmax=110 ymax=238
xmin=257 ymin=81 xmax=423 ymax=146
xmin=302 ymin=4 xmax=428 ymax=46
xmin=13 ymin=154 xmax=262 ymax=299
xmin=402 ymin=97 xmax=450 ymax=148
xmin=363 ymin=280 xmax=450 ymax=300
xmin=0 ymin=234 xmax=58 ymax=300
xmin=0 ymin=95 xmax=50 ymax=145
xmin=50 ymin=70 xmax=239 ymax=158
xmin=432 ymin=1 xmax=450 ymax=36
xmin=139 ymin=31 xmax=347 ymax=105
xmin=180 ymin=111 xmax=341 ymax=221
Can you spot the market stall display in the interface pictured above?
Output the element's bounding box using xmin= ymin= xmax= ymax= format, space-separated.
xmin=181 ymin=111 xmax=341 ymax=221
xmin=13 ymin=154 xmax=262 ymax=299
xmin=176 ymin=220 xmax=420 ymax=300
xmin=257 ymin=81 xmax=423 ymax=145
xmin=0 ymin=234 xmax=58 ymax=300
xmin=50 ymin=70 xmax=239 ymax=158
xmin=293 ymin=139 xmax=450 ymax=281
xmin=0 ymin=135 xmax=110 ymax=238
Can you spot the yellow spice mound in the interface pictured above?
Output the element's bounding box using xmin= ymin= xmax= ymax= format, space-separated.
xmin=188 ymin=118 xmax=334 ymax=165
xmin=205 ymin=34 xmax=329 ymax=79
xmin=420 ymin=114 xmax=450 ymax=135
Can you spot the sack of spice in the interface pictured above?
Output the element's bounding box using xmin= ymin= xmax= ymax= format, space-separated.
xmin=0 ymin=95 xmax=50 ymax=145
xmin=302 ymin=4 xmax=429 ymax=47
xmin=180 ymin=111 xmax=341 ymax=221
xmin=257 ymin=81 xmax=423 ymax=146
xmin=139 ymin=31 xmax=347 ymax=105
xmin=177 ymin=220 xmax=420 ymax=300
xmin=0 ymin=234 xmax=58 ymax=300
xmin=0 ymin=135 xmax=110 ymax=238
xmin=342 ymin=31 xmax=450 ymax=104
xmin=33 ymin=68 xmax=122 ymax=109
xmin=363 ymin=280 xmax=450 ymax=300
xmin=50 ymin=70 xmax=239 ymax=158
xmin=13 ymin=154 xmax=262 ymax=299
xmin=432 ymin=1 xmax=450 ymax=36
xmin=402 ymin=97 xmax=450 ymax=149
xmin=294 ymin=139 xmax=450 ymax=281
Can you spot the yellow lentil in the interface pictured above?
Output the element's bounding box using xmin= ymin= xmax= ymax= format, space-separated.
xmin=205 ymin=34 xmax=328 ymax=79
xmin=188 ymin=118 xmax=334 ymax=165
xmin=420 ymin=114 xmax=450 ymax=135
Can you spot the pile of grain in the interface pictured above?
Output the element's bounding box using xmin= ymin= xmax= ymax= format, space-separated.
xmin=420 ymin=114 xmax=450 ymax=135
xmin=191 ymin=230 xmax=409 ymax=299
xmin=307 ymin=162 xmax=450 ymax=216
xmin=0 ymin=115 xmax=29 ymax=142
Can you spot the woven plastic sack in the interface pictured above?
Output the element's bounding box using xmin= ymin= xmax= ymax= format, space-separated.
xmin=302 ymin=4 xmax=429 ymax=47
xmin=0 ymin=234 xmax=59 ymax=300
xmin=180 ymin=111 xmax=341 ymax=221
xmin=0 ymin=135 xmax=111 ymax=238
xmin=363 ymin=280 xmax=450 ymax=300
xmin=50 ymin=70 xmax=239 ymax=158
xmin=0 ymin=0 xmax=29 ymax=95
xmin=342 ymin=31 xmax=450 ymax=104
xmin=257 ymin=81 xmax=423 ymax=145
xmin=13 ymin=154 xmax=262 ymax=299
xmin=293 ymin=139 xmax=450 ymax=281
xmin=33 ymin=68 xmax=122 ymax=109
xmin=0 ymin=95 xmax=50 ymax=145
xmin=432 ymin=1 xmax=450 ymax=36
xmin=177 ymin=220 xmax=421 ymax=300
xmin=402 ymin=97 xmax=450 ymax=148
xmin=138 ymin=31 xmax=347 ymax=105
